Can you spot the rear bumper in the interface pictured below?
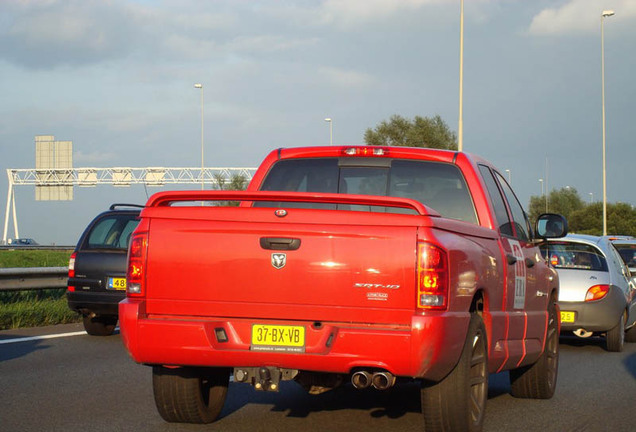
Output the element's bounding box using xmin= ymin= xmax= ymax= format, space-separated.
xmin=67 ymin=290 xmax=125 ymax=317
xmin=558 ymin=285 xmax=626 ymax=332
xmin=119 ymin=298 xmax=470 ymax=382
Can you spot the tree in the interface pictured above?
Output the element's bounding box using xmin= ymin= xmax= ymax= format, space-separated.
xmin=213 ymin=173 xmax=248 ymax=191
xmin=364 ymin=114 xmax=457 ymax=150
xmin=528 ymin=188 xmax=636 ymax=236
xmin=528 ymin=187 xmax=585 ymax=225
xmin=569 ymin=202 xmax=636 ymax=236
xmin=213 ymin=173 xmax=248 ymax=207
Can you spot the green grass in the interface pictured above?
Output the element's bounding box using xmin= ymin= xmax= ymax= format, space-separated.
xmin=0 ymin=249 xmax=73 ymax=268
xmin=0 ymin=297 xmax=79 ymax=330
xmin=0 ymin=250 xmax=80 ymax=330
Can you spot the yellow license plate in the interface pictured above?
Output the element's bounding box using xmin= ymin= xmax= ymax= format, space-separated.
xmin=251 ymin=324 xmax=305 ymax=353
xmin=108 ymin=277 xmax=127 ymax=291
xmin=560 ymin=311 xmax=575 ymax=323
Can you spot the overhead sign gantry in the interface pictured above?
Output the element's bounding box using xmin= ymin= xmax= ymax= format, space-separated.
xmin=2 ymin=136 xmax=256 ymax=244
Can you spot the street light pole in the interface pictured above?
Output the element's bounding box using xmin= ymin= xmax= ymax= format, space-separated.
xmin=458 ymin=0 xmax=464 ymax=152
xmin=505 ymin=169 xmax=511 ymax=185
xmin=601 ymin=10 xmax=614 ymax=235
xmin=194 ymin=83 xmax=204 ymax=190
xmin=324 ymin=118 xmax=333 ymax=145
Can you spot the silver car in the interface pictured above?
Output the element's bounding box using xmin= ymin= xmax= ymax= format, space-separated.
xmin=609 ymin=236 xmax=636 ymax=275
xmin=540 ymin=234 xmax=636 ymax=351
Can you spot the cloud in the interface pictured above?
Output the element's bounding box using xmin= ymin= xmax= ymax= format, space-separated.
xmin=74 ymin=150 xmax=118 ymax=164
xmin=0 ymin=0 xmax=139 ymax=68
xmin=225 ymin=35 xmax=320 ymax=53
xmin=318 ymin=66 xmax=376 ymax=88
xmin=528 ymin=0 xmax=636 ymax=36
xmin=319 ymin=0 xmax=444 ymax=26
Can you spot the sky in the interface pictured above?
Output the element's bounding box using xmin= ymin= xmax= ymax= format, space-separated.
xmin=0 ymin=0 xmax=634 ymax=245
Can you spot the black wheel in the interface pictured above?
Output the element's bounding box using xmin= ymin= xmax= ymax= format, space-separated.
xmin=82 ymin=315 xmax=117 ymax=336
xmin=152 ymin=366 xmax=229 ymax=424
xmin=510 ymin=300 xmax=559 ymax=399
xmin=625 ymin=323 xmax=636 ymax=343
xmin=421 ymin=314 xmax=488 ymax=432
xmin=606 ymin=313 xmax=625 ymax=352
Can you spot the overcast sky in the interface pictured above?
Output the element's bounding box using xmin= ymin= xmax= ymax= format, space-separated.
xmin=1 ymin=0 xmax=634 ymax=245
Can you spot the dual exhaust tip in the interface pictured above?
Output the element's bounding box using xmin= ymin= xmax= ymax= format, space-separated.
xmin=351 ymin=371 xmax=395 ymax=390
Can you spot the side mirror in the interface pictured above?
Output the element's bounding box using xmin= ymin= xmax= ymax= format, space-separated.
xmin=535 ymin=213 xmax=568 ymax=239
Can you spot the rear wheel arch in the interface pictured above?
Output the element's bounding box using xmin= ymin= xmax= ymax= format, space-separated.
xmin=469 ymin=290 xmax=486 ymax=315
xmin=471 ymin=290 xmax=493 ymax=354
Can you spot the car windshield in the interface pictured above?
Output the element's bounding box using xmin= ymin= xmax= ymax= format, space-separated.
xmin=257 ymin=158 xmax=478 ymax=224
xmin=86 ymin=215 xmax=139 ymax=250
xmin=612 ymin=243 xmax=636 ymax=268
xmin=539 ymin=242 xmax=608 ymax=272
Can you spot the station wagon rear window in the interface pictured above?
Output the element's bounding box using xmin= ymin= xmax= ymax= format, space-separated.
xmin=539 ymin=242 xmax=608 ymax=272
xmin=257 ymin=158 xmax=478 ymax=224
xmin=86 ymin=215 xmax=139 ymax=250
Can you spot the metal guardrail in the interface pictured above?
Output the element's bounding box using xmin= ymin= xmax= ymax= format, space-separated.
xmin=0 ymin=245 xmax=74 ymax=250
xmin=0 ymin=267 xmax=68 ymax=291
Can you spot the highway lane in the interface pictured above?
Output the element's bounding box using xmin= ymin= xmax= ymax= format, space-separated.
xmin=1 ymin=323 xmax=634 ymax=432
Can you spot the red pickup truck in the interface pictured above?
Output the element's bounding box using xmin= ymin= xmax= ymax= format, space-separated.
xmin=120 ymin=146 xmax=567 ymax=431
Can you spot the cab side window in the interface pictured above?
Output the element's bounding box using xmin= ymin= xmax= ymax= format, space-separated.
xmin=478 ymin=165 xmax=513 ymax=237
xmin=493 ymin=171 xmax=532 ymax=242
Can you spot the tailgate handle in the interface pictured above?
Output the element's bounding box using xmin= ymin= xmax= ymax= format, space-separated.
xmin=260 ymin=237 xmax=301 ymax=251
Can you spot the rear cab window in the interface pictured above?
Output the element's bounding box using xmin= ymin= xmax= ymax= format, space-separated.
xmin=539 ymin=242 xmax=608 ymax=272
xmin=257 ymin=157 xmax=478 ymax=224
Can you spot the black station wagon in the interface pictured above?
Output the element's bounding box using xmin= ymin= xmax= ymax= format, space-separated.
xmin=67 ymin=204 xmax=142 ymax=335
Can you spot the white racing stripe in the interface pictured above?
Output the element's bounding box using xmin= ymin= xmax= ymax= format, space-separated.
xmin=0 ymin=328 xmax=119 ymax=345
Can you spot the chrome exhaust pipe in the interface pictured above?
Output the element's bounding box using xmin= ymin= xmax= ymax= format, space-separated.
xmin=351 ymin=371 xmax=372 ymax=389
xmin=371 ymin=371 xmax=395 ymax=390
xmin=573 ymin=328 xmax=593 ymax=338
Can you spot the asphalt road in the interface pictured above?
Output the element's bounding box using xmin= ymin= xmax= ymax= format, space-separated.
xmin=1 ymin=323 xmax=634 ymax=432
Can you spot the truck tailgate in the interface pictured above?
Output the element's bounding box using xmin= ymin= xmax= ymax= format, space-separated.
xmin=143 ymin=207 xmax=419 ymax=325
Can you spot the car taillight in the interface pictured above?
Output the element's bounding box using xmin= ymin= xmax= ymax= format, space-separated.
xmin=127 ymin=232 xmax=148 ymax=297
xmin=67 ymin=252 xmax=76 ymax=292
xmin=417 ymin=243 xmax=448 ymax=310
xmin=585 ymin=284 xmax=609 ymax=302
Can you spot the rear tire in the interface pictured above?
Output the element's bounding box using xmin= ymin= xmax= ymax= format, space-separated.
xmin=625 ymin=323 xmax=636 ymax=343
xmin=421 ymin=314 xmax=488 ymax=432
xmin=152 ymin=366 xmax=229 ymax=424
xmin=510 ymin=300 xmax=559 ymax=399
xmin=82 ymin=315 xmax=117 ymax=336
xmin=606 ymin=313 xmax=625 ymax=352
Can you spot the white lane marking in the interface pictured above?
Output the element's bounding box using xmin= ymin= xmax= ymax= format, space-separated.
xmin=0 ymin=330 xmax=87 ymax=345
xmin=0 ymin=327 xmax=119 ymax=345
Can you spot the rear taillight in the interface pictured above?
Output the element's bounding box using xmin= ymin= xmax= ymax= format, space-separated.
xmin=67 ymin=252 xmax=76 ymax=292
xmin=585 ymin=284 xmax=609 ymax=302
xmin=417 ymin=243 xmax=448 ymax=310
xmin=127 ymin=232 xmax=148 ymax=297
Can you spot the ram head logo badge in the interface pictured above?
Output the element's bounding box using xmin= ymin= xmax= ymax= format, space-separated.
xmin=271 ymin=253 xmax=286 ymax=269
